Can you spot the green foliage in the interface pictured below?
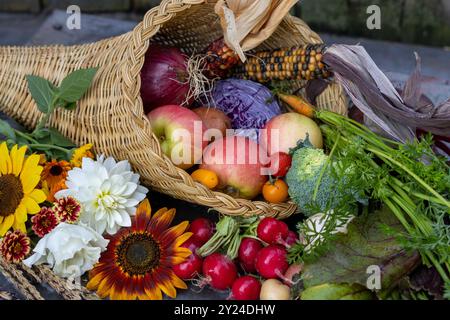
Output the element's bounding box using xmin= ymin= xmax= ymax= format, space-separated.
xmin=25 ymin=75 xmax=55 ymax=114
xmin=196 ymin=214 xmax=258 ymax=260
xmin=315 ymin=110 xmax=450 ymax=296
xmin=58 ymin=68 xmax=98 ymax=103
xmin=300 ymin=283 xmax=375 ymax=300
xmin=1 ymin=67 xmax=97 ymax=160
xmin=300 ymin=207 xmax=420 ymax=296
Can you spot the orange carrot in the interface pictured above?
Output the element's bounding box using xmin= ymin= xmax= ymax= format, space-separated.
xmin=277 ymin=93 xmax=316 ymax=118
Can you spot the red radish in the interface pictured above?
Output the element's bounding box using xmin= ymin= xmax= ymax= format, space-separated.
xmin=173 ymin=253 xmax=203 ymax=280
xmin=230 ymin=276 xmax=261 ymax=300
xmin=284 ymin=231 xmax=299 ymax=247
xmin=266 ymin=152 xmax=292 ymax=177
xmin=140 ymin=45 xmax=193 ymax=113
xmin=173 ymin=238 xmax=203 ymax=280
xmin=257 ymin=217 xmax=289 ymax=245
xmin=283 ymin=264 xmax=303 ymax=287
xmin=238 ymin=238 xmax=263 ymax=273
xmin=202 ymin=253 xmax=237 ymax=290
xmin=188 ymin=218 xmax=215 ymax=246
xmin=255 ymin=245 xmax=289 ymax=279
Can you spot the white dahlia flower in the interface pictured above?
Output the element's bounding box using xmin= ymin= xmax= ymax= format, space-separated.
xmin=55 ymin=155 xmax=148 ymax=235
xmin=23 ymin=223 xmax=108 ymax=278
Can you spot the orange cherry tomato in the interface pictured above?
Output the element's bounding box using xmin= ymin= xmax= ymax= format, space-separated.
xmin=191 ymin=169 xmax=219 ymax=189
xmin=262 ymin=179 xmax=289 ymax=204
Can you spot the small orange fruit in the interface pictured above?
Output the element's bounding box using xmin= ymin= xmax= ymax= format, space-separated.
xmin=262 ymin=179 xmax=289 ymax=203
xmin=191 ymin=169 xmax=219 ymax=190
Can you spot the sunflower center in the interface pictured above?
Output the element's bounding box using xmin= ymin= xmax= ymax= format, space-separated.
xmin=0 ymin=174 xmax=24 ymax=217
xmin=50 ymin=165 xmax=63 ymax=176
xmin=116 ymin=233 xmax=161 ymax=276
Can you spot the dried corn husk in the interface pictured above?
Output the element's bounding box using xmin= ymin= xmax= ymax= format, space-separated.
xmin=324 ymin=44 xmax=450 ymax=142
xmin=215 ymin=0 xmax=298 ymax=61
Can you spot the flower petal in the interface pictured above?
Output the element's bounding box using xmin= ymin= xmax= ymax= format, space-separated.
xmin=135 ymin=199 xmax=151 ymax=219
xmin=15 ymin=204 xmax=28 ymax=223
xmin=28 ymin=189 xmax=46 ymax=204
xmin=159 ymin=221 xmax=189 ymax=245
xmin=22 ymin=197 xmax=41 ymax=214
xmin=12 ymin=219 xmax=26 ymax=233
xmin=0 ymin=215 xmax=14 ymax=236
xmin=157 ymin=277 xmax=177 ymax=299
xmin=0 ymin=142 xmax=12 ymax=174
xmin=143 ymin=278 xmax=163 ymax=300
xmin=97 ymin=276 xmax=115 ymax=299
xmin=11 ymin=145 xmax=27 ymax=176
xmin=148 ymin=208 xmax=175 ymax=235
xmin=0 ymin=142 xmax=9 ymax=174
xmin=169 ymin=271 xmax=187 ymax=290
xmin=21 ymin=174 xmax=41 ymax=195
xmin=174 ymin=232 xmax=193 ymax=248
xmin=20 ymin=154 xmax=41 ymax=181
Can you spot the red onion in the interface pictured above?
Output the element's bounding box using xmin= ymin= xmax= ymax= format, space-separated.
xmin=140 ymin=45 xmax=192 ymax=113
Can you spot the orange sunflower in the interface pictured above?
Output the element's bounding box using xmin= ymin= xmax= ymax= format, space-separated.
xmin=86 ymin=199 xmax=192 ymax=300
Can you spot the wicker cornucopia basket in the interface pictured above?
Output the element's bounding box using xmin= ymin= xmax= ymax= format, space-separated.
xmin=0 ymin=0 xmax=347 ymax=219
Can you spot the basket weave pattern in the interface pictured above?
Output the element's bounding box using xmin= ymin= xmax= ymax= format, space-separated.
xmin=0 ymin=0 xmax=347 ymax=218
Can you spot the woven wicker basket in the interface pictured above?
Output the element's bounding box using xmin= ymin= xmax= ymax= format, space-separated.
xmin=0 ymin=0 xmax=347 ymax=219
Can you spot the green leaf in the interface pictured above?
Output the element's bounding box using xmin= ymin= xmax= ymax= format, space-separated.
xmin=301 ymin=207 xmax=421 ymax=294
xmin=47 ymin=128 xmax=75 ymax=147
xmin=26 ymin=75 xmax=55 ymax=114
xmin=33 ymin=128 xmax=75 ymax=147
xmin=0 ymin=120 xmax=16 ymax=140
xmin=32 ymin=128 xmax=52 ymax=144
xmin=58 ymin=68 xmax=98 ymax=103
xmin=300 ymin=283 xmax=375 ymax=300
xmin=63 ymin=101 xmax=78 ymax=111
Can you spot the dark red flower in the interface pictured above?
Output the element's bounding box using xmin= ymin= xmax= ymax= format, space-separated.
xmin=0 ymin=230 xmax=31 ymax=263
xmin=31 ymin=207 xmax=58 ymax=237
xmin=54 ymin=197 xmax=81 ymax=223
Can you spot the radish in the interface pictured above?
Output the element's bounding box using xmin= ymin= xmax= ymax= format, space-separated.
xmin=202 ymin=253 xmax=237 ymax=290
xmin=230 ymin=276 xmax=261 ymax=300
xmin=260 ymin=279 xmax=291 ymax=300
xmin=257 ymin=217 xmax=289 ymax=245
xmin=238 ymin=238 xmax=263 ymax=273
xmin=173 ymin=238 xmax=203 ymax=280
xmin=255 ymin=245 xmax=289 ymax=280
xmin=283 ymin=264 xmax=303 ymax=287
xmin=284 ymin=231 xmax=299 ymax=247
xmin=188 ymin=218 xmax=215 ymax=246
xmin=173 ymin=253 xmax=203 ymax=280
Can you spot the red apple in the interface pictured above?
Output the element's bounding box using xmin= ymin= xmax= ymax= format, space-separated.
xmin=200 ymin=136 xmax=268 ymax=200
xmin=193 ymin=107 xmax=232 ymax=138
xmin=260 ymin=113 xmax=323 ymax=156
xmin=147 ymin=105 xmax=207 ymax=170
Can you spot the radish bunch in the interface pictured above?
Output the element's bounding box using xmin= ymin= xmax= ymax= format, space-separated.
xmin=174 ymin=216 xmax=300 ymax=300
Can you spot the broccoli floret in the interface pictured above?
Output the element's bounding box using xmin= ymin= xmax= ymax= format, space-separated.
xmin=286 ymin=146 xmax=350 ymax=217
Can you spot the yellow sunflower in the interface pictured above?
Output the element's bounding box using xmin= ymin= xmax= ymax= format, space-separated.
xmin=70 ymin=144 xmax=94 ymax=168
xmin=87 ymin=199 xmax=192 ymax=300
xmin=0 ymin=142 xmax=46 ymax=236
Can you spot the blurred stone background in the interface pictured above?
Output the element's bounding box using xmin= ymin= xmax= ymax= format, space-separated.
xmin=1 ymin=0 xmax=450 ymax=47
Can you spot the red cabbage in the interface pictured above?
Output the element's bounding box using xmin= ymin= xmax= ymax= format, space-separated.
xmin=210 ymin=79 xmax=281 ymax=131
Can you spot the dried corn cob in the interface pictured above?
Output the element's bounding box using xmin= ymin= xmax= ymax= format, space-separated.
xmin=234 ymin=44 xmax=331 ymax=82
xmin=204 ymin=38 xmax=240 ymax=79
